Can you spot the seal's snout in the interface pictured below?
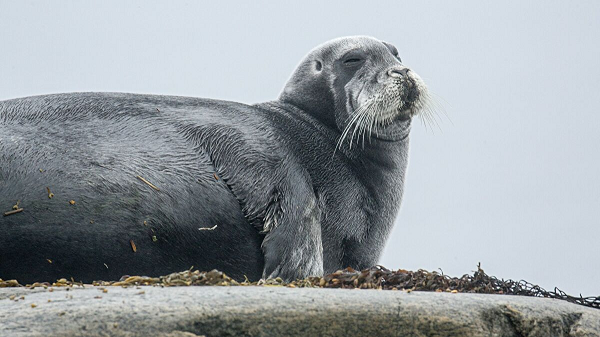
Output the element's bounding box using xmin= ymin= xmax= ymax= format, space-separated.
xmin=385 ymin=66 xmax=419 ymax=104
xmin=385 ymin=67 xmax=416 ymax=89
xmin=387 ymin=68 xmax=410 ymax=78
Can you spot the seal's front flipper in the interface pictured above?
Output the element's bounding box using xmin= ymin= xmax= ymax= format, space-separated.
xmin=260 ymin=181 xmax=323 ymax=281
xmin=193 ymin=123 xmax=324 ymax=281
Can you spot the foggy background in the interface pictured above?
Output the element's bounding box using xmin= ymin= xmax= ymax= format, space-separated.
xmin=1 ymin=1 xmax=598 ymax=296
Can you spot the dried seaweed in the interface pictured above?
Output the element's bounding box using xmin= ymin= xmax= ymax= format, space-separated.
xmin=92 ymin=269 xmax=236 ymax=287
xmin=0 ymin=279 xmax=20 ymax=287
xmin=6 ymin=264 xmax=599 ymax=310
xmin=314 ymin=264 xmax=600 ymax=310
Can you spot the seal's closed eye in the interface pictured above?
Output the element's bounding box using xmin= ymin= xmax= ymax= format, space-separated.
xmin=343 ymin=58 xmax=363 ymax=64
xmin=341 ymin=50 xmax=367 ymax=67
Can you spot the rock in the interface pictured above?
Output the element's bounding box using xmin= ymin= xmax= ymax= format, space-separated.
xmin=0 ymin=286 xmax=598 ymax=336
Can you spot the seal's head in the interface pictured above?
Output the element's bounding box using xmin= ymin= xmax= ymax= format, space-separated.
xmin=280 ymin=36 xmax=429 ymax=147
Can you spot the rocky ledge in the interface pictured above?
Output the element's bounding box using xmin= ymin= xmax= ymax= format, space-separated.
xmin=0 ymin=286 xmax=599 ymax=337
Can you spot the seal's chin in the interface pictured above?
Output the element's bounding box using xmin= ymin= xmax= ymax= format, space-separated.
xmin=393 ymin=109 xmax=414 ymax=122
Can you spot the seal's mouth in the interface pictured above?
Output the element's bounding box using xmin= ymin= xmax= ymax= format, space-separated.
xmin=405 ymin=82 xmax=420 ymax=104
xmin=396 ymin=87 xmax=421 ymax=119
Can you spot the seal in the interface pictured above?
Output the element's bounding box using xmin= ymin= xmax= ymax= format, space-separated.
xmin=0 ymin=36 xmax=430 ymax=284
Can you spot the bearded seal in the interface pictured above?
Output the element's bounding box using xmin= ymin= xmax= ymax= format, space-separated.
xmin=0 ymin=36 xmax=429 ymax=284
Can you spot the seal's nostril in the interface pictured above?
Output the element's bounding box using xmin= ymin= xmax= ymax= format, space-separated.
xmin=388 ymin=68 xmax=409 ymax=78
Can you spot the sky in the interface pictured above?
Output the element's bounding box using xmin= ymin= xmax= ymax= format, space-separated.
xmin=1 ymin=1 xmax=599 ymax=296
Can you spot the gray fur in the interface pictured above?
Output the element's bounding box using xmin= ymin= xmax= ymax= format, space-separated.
xmin=0 ymin=36 xmax=427 ymax=283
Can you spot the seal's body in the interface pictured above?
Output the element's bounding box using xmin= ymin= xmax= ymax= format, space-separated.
xmin=0 ymin=36 xmax=429 ymax=283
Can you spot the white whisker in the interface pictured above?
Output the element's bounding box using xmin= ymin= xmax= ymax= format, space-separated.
xmin=333 ymin=74 xmax=442 ymax=154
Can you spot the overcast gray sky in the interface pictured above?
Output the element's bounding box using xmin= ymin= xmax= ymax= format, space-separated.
xmin=1 ymin=1 xmax=599 ymax=296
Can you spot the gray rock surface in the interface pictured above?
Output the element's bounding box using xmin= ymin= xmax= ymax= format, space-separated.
xmin=0 ymin=286 xmax=598 ymax=337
